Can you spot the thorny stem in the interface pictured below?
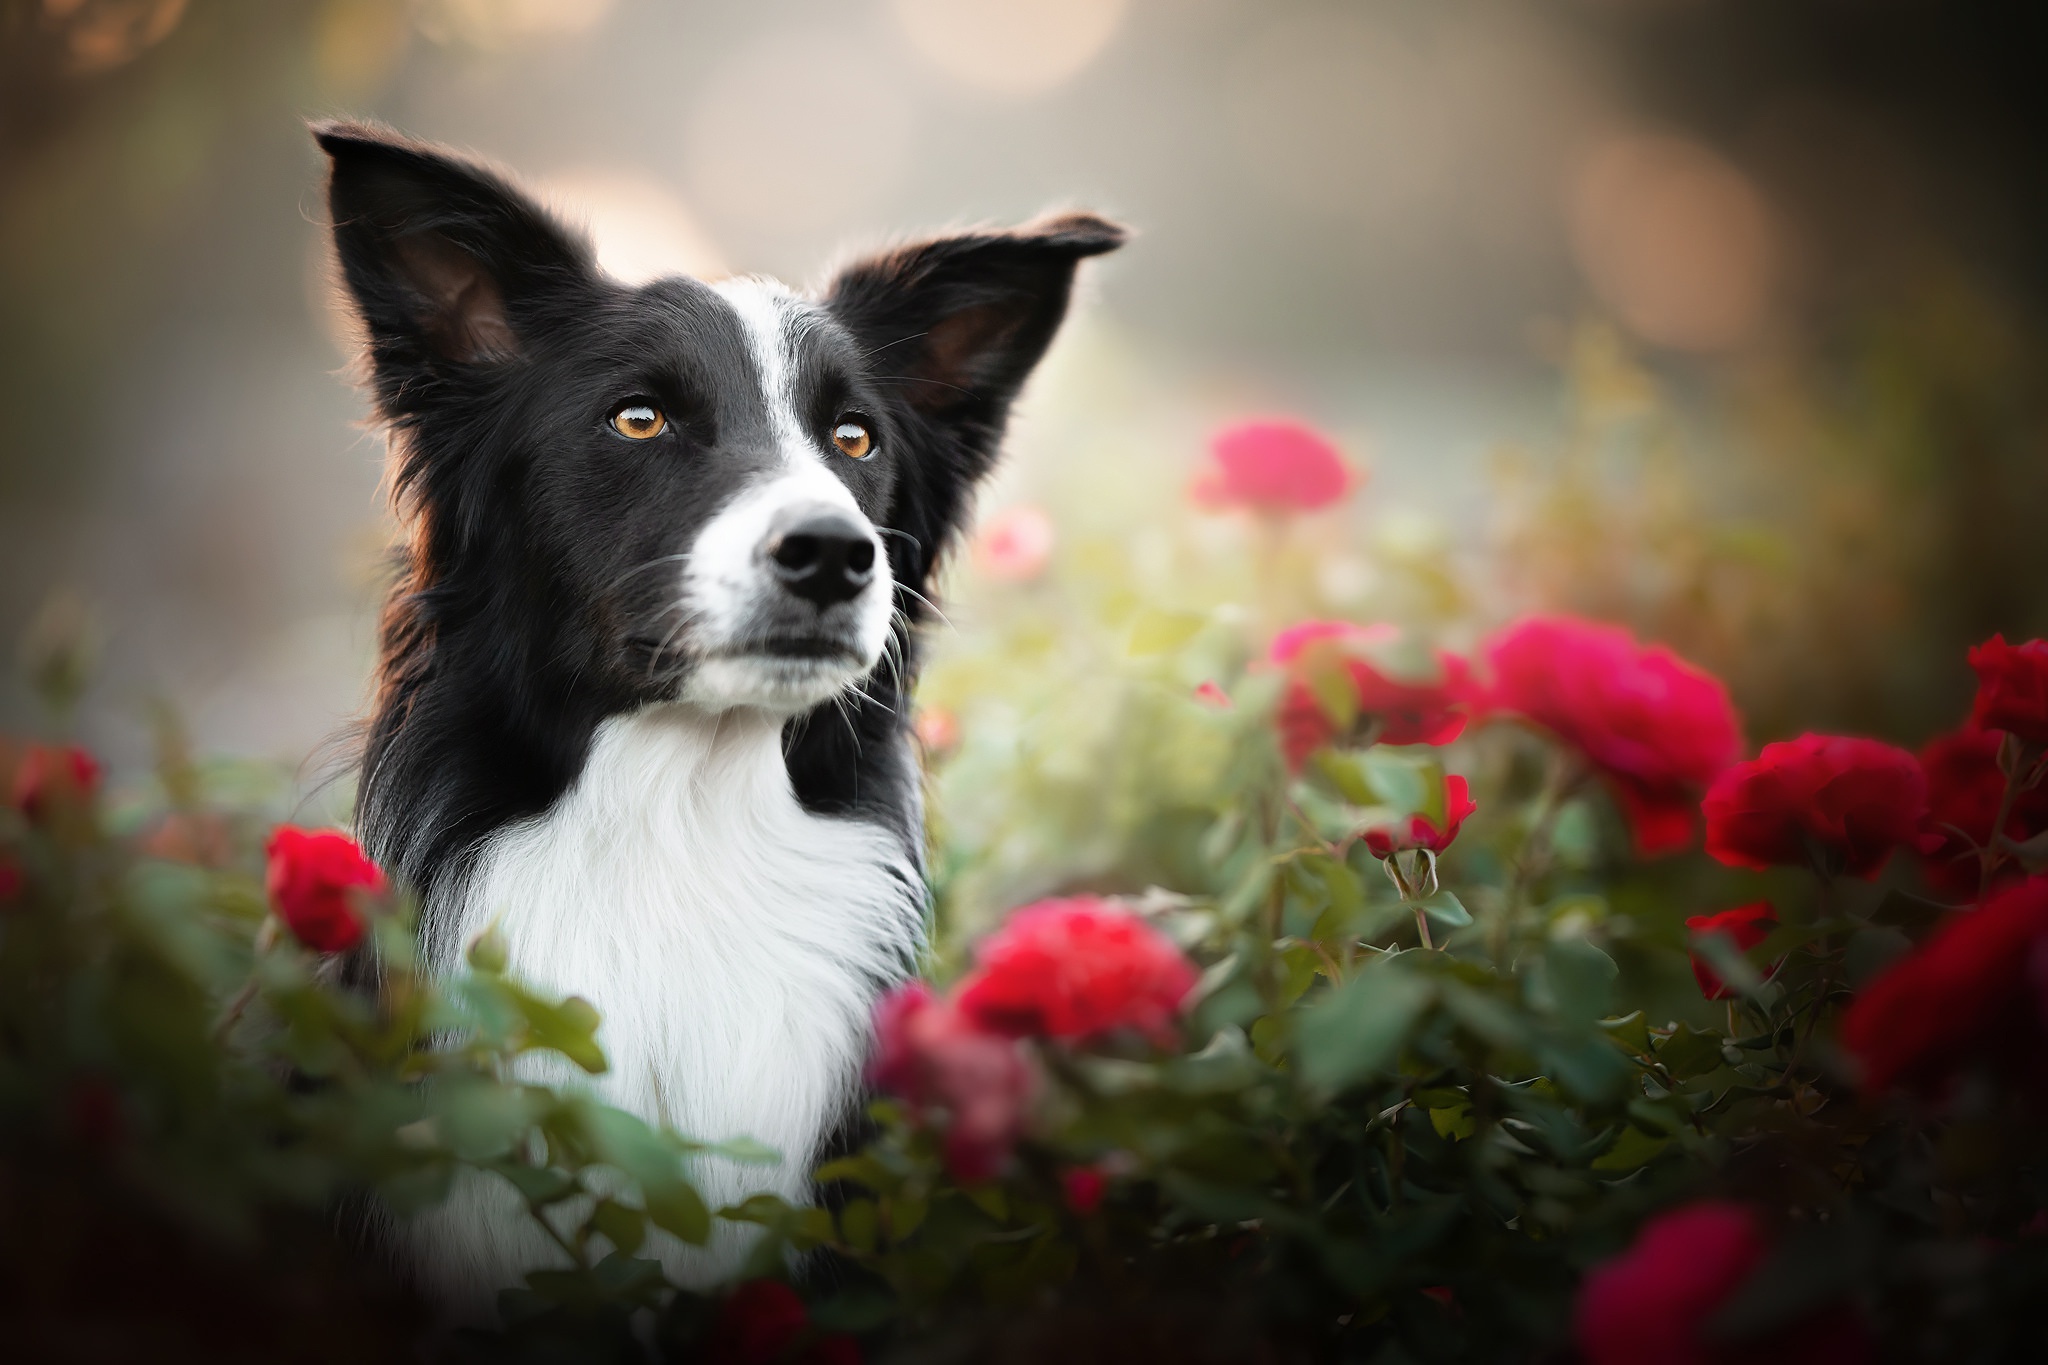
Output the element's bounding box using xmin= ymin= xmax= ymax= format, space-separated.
xmin=213 ymin=917 xmax=280 ymax=1043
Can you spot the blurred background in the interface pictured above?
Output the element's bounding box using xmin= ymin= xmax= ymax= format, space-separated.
xmin=3 ymin=0 xmax=2046 ymax=798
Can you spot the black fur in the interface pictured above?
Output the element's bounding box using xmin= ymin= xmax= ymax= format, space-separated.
xmin=315 ymin=121 xmax=1123 ymax=959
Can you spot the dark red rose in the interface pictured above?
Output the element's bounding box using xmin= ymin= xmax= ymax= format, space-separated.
xmin=1060 ymin=1165 xmax=1108 ymax=1216
xmin=1575 ymin=1201 xmax=1871 ymax=1365
xmin=1685 ymin=902 xmax=1780 ymax=1001
xmin=1969 ymin=634 xmax=2048 ymax=746
xmin=1364 ymin=775 xmax=1477 ymax=857
xmin=870 ymin=983 xmax=1034 ymax=1183
xmin=264 ymin=825 xmax=385 ymax=954
xmin=955 ymin=897 xmax=1198 ymax=1045
xmin=1482 ymin=617 xmax=1740 ymax=856
xmin=1270 ymin=621 xmax=1470 ymax=771
xmin=1918 ymin=727 xmax=2048 ymax=897
xmin=0 ymin=854 xmax=23 ymax=905
xmin=1839 ymin=877 xmax=2048 ymax=1095
xmin=704 ymin=1279 xmax=859 ymax=1365
xmin=11 ymin=743 xmax=101 ymax=820
xmin=1703 ymin=734 xmax=1926 ymax=879
xmin=1192 ymin=419 xmax=1354 ymax=513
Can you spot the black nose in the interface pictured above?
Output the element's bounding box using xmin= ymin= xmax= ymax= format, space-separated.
xmin=767 ymin=511 xmax=878 ymax=607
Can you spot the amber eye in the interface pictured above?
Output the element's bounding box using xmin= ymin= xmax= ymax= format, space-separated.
xmin=610 ymin=403 xmax=667 ymax=440
xmin=832 ymin=419 xmax=874 ymax=460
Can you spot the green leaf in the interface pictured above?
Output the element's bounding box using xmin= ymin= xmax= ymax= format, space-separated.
xmin=1311 ymin=750 xmax=1378 ymax=806
xmin=509 ymin=987 xmax=609 ymax=1075
xmin=1360 ymin=749 xmax=1429 ymax=816
xmin=645 ymin=1180 xmax=711 ymax=1245
xmin=1655 ymin=1023 xmax=1725 ymax=1079
xmin=436 ymin=1080 xmax=543 ymax=1161
xmin=1294 ymin=962 xmax=1433 ymax=1095
xmin=1599 ymin=1010 xmax=1652 ymax=1055
xmin=466 ymin=927 xmax=508 ymax=974
xmin=1438 ymin=982 xmax=1524 ymax=1051
xmin=1427 ymin=1101 xmax=1474 ymax=1141
xmin=1590 ymin=1125 xmax=1669 ymax=1172
xmin=965 ymin=1185 xmax=1010 ymax=1223
xmin=1538 ymin=1034 xmax=1631 ymax=1102
xmin=490 ymin=1161 xmax=578 ymax=1207
xmin=889 ymin=1194 xmax=929 ymax=1243
xmin=815 ymin=1154 xmax=893 ymax=1191
xmin=590 ymin=1198 xmax=646 ymax=1255
xmin=1413 ymin=889 xmax=1472 ymax=930
xmin=686 ymin=1135 xmax=782 ymax=1166
xmin=1540 ymin=937 xmax=1617 ymax=1019
xmin=590 ymin=1252 xmax=666 ymax=1301
xmin=839 ymin=1198 xmax=879 ymax=1254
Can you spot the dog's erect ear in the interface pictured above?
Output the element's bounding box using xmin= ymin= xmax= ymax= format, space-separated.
xmin=823 ymin=213 xmax=1124 ymax=573
xmin=825 ymin=213 xmax=1124 ymax=422
xmin=314 ymin=121 xmax=593 ymax=378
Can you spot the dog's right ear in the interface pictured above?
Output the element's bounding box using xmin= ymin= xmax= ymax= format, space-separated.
xmin=314 ymin=121 xmax=593 ymax=386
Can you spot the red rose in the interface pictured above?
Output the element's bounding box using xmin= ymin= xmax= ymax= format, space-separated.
xmin=11 ymin=743 xmax=101 ymax=819
xmin=1363 ymin=775 xmax=1477 ymax=857
xmin=1839 ymin=877 xmax=2048 ymax=1095
xmin=1060 ymin=1164 xmax=1109 ymax=1215
xmin=264 ymin=825 xmax=385 ymax=954
xmin=954 ymin=897 xmax=1199 ymax=1045
xmin=1703 ymin=734 xmax=1926 ymax=879
xmin=1192 ymin=418 xmax=1354 ymax=513
xmin=1575 ymin=1201 xmax=1871 ymax=1365
xmin=870 ymin=983 xmax=1035 ymax=1183
xmin=1684 ymin=902 xmax=1780 ymax=1001
xmin=1918 ymin=727 xmax=2048 ymax=897
xmin=1270 ymin=621 xmax=1470 ymax=771
xmin=704 ymin=1280 xmax=859 ymax=1365
xmin=1969 ymin=634 xmax=2048 ymax=746
xmin=1482 ymin=617 xmax=1740 ymax=856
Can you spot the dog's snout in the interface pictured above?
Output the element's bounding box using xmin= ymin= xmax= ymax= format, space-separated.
xmin=765 ymin=509 xmax=877 ymax=607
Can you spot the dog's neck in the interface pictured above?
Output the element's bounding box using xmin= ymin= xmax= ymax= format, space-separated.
xmin=405 ymin=701 xmax=926 ymax=1303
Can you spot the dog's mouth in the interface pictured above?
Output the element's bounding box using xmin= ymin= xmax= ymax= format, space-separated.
xmin=715 ymin=635 xmax=867 ymax=665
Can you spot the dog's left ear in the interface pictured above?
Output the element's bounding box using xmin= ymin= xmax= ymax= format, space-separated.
xmin=823 ymin=214 xmax=1125 ymax=570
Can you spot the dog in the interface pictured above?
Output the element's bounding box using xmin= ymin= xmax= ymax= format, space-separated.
xmin=314 ymin=121 xmax=1121 ymax=1309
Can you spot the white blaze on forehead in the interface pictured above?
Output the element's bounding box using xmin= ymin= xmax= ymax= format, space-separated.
xmin=677 ymin=277 xmax=893 ymax=714
xmin=712 ymin=277 xmax=833 ymax=484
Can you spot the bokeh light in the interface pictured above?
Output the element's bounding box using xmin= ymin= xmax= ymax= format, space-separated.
xmin=1568 ymin=133 xmax=1780 ymax=352
xmin=890 ymin=0 xmax=1127 ymax=97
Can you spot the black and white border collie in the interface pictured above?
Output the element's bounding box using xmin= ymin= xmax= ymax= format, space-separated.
xmin=314 ymin=122 xmax=1121 ymax=1308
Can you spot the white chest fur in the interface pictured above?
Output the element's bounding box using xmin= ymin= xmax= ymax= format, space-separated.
xmin=405 ymin=704 xmax=923 ymax=1309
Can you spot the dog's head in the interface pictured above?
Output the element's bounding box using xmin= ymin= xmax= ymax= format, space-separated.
xmin=317 ymin=122 xmax=1121 ymax=717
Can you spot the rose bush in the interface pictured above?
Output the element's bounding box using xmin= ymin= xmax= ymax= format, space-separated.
xmin=1702 ymin=734 xmax=1928 ymax=878
xmin=1268 ymin=621 xmax=1471 ymax=770
xmin=1481 ymin=615 xmax=1741 ymax=854
xmin=1918 ymin=726 xmax=2048 ymax=896
xmin=1191 ymin=418 xmax=1354 ymax=514
xmin=8 ymin=453 xmax=2048 ymax=1360
xmin=1970 ymin=634 xmax=2048 ymax=745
